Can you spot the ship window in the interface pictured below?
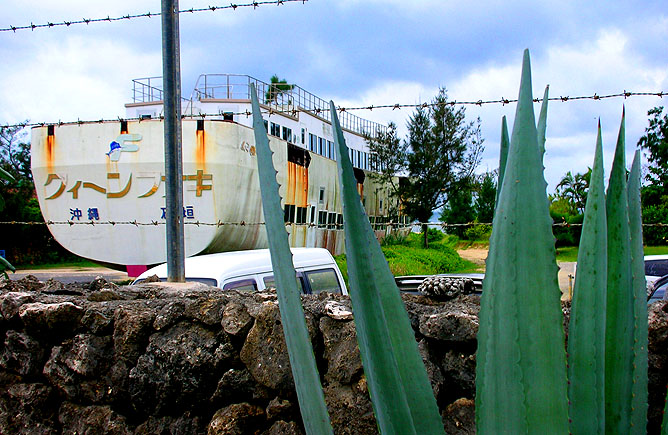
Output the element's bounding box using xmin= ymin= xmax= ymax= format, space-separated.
xmin=223 ymin=112 xmax=233 ymax=121
xmin=197 ymin=119 xmax=204 ymax=131
xmin=47 ymin=125 xmax=55 ymax=136
xmin=327 ymin=212 xmax=337 ymax=229
xmin=264 ymin=120 xmax=269 ymax=132
xmin=318 ymin=211 xmax=327 ymax=228
xmin=309 ymin=133 xmax=317 ymax=152
xmin=301 ymin=128 xmax=305 ymax=145
xmin=310 ymin=206 xmax=316 ymax=224
xmin=284 ymin=204 xmax=296 ymax=223
xmin=282 ymin=126 xmax=292 ymax=143
xmin=120 ymin=120 xmax=128 ymax=133
xmin=271 ymin=122 xmax=280 ymax=137
xmin=380 ymin=199 xmax=383 ymax=213
xmin=319 ymin=187 xmax=325 ymax=204
xmin=296 ymin=207 xmax=307 ymax=224
xmin=288 ymin=143 xmax=311 ymax=167
xmin=328 ymin=141 xmax=334 ymax=160
xmin=318 ymin=137 xmax=324 ymax=156
xmin=337 ymin=214 xmax=343 ymax=229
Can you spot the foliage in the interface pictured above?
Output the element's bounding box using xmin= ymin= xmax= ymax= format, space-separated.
xmin=555 ymin=169 xmax=591 ymax=214
xmin=0 ymin=125 xmax=78 ymax=266
xmin=463 ymin=222 xmax=491 ymax=242
xmin=475 ymin=172 xmax=497 ymax=224
xmin=401 ymin=89 xmax=484 ymax=247
xmin=365 ymin=122 xmax=406 ymax=206
xmin=476 ymin=49 xmax=569 ymax=433
xmin=638 ymin=106 xmax=668 ymax=191
xmin=329 ymin=101 xmax=444 ymax=433
xmin=250 ymin=85 xmax=333 ymax=434
xmin=264 ymin=74 xmax=294 ymax=104
xmin=638 ymin=106 xmax=668 ymax=245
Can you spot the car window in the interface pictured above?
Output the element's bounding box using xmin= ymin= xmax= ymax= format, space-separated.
xmin=263 ymin=275 xmax=306 ymax=293
xmin=223 ymin=279 xmax=257 ymax=291
xmin=304 ymin=268 xmax=342 ymax=294
xmin=645 ymin=259 xmax=668 ymax=277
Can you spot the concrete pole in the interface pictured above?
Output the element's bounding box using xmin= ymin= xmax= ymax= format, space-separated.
xmin=161 ymin=0 xmax=185 ymax=282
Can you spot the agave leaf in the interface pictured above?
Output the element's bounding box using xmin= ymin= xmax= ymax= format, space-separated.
xmin=604 ymin=108 xmax=635 ymax=433
xmin=628 ymin=149 xmax=648 ymax=431
xmin=537 ymin=85 xmax=549 ymax=159
xmin=329 ymin=101 xmax=443 ymax=434
xmin=496 ymin=115 xmax=509 ymax=206
xmin=0 ymin=167 xmax=14 ymax=182
xmin=249 ymin=83 xmax=333 ymax=435
xmin=0 ymin=255 xmax=15 ymax=273
xmin=567 ymin=121 xmax=606 ymax=435
xmin=476 ymin=49 xmax=569 ymax=434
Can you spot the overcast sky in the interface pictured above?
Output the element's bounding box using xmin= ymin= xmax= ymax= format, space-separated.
xmin=1 ymin=0 xmax=666 ymax=192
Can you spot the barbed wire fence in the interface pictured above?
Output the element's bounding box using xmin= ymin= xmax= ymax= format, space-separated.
xmin=0 ymin=0 xmax=307 ymax=33
xmin=0 ymin=220 xmax=665 ymax=229
xmin=0 ymin=90 xmax=665 ymax=131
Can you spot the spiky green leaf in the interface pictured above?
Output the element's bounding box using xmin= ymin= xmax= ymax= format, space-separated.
xmin=605 ymin=109 xmax=635 ymax=433
xmin=476 ymin=49 xmax=569 ymax=434
xmin=496 ymin=115 xmax=509 ymax=206
xmin=662 ymin=386 xmax=668 ymax=435
xmin=629 ymin=149 xmax=648 ymax=431
xmin=0 ymin=167 xmax=14 ymax=182
xmin=537 ymin=85 xmax=549 ymax=159
xmin=567 ymin=122 xmax=606 ymax=435
xmin=329 ymin=102 xmax=443 ymax=434
xmin=0 ymin=255 xmax=15 ymax=273
xmin=250 ymin=83 xmax=333 ymax=435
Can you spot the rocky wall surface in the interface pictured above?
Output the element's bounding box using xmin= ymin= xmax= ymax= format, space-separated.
xmin=0 ymin=276 xmax=666 ymax=434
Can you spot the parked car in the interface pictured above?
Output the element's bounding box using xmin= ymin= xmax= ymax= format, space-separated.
xmin=648 ymin=274 xmax=668 ymax=305
xmin=645 ymin=255 xmax=668 ymax=288
xmin=132 ymin=248 xmax=348 ymax=295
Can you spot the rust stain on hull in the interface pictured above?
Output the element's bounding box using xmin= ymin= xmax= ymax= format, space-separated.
xmin=196 ymin=130 xmax=206 ymax=170
xmin=45 ymin=134 xmax=55 ymax=172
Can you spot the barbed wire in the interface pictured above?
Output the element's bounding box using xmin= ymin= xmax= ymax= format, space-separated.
xmin=1 ymin=0 xmax=307 ymax=33
xmin=1 ymin=90 xmax=665 ymax=131
xmin=0 ymin=220 xmax=665 ymax=229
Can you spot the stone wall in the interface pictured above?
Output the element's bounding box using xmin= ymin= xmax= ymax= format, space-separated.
xmin=0 ymin=276 xmax=666 ymax=434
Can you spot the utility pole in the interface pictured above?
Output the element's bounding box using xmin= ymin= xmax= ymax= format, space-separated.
xmin=161 ymin=0 xmax=185 ymax=282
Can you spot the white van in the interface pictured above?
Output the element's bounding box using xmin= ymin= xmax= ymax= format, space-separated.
xmin=132 ymin=248 xmax=348 ymax=295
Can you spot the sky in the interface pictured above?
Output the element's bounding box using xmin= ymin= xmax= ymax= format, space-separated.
xmin=1 ymin=0 xmax=666 ymax=192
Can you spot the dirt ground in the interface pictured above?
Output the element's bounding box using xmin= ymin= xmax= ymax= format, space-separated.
xmin=457 ymin=247 xmax=576 ymax=300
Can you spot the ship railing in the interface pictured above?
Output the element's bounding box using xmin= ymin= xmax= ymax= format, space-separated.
xmin=131 ymin=76 xmax=164 ymax=103
xmin=190 ymin=74 xmax=387 ymax=137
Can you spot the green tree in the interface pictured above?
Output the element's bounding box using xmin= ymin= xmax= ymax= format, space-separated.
xmin=365 ymin=122 xmax=407 ymax=205
xmin=0 ymin=125 xmax=76 ymax=265
xmin=440 ymin=177 xmax=475 ymax=237
xmin=474 ymin=171 xmax=497 ymax=224
xmin=265 ymin=74 xmax=294 ymax=104
xmin=637 ymin=106 xmax=668 ymax=244
xmin=401 ymin=89 xmax=484 ymax=247
xmin=554 ymin=169 xmax=591 ymax=215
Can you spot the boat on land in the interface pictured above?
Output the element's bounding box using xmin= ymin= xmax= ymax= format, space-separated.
xmin=30 ymin=74 xmax=409 ymax=274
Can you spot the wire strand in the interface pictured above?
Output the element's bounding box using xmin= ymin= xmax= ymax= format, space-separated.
xmin=1 ymin=0 xmax=307 ymax=33
xmin=1 ymin=90 xmax=664 ymax=130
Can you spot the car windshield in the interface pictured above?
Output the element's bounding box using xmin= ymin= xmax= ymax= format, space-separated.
xmin=645 ymin=259 xmax=668 ymax=277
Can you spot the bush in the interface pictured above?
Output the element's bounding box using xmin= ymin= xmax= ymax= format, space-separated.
xmin=642 ymin=204 xmax=668 ymax=245
xmin=463 ymin=223 xmax=492 ymax=241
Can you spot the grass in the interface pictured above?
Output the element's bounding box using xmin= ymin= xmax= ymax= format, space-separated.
xmin=335 ymin=233 xmax=479 ymax=284
xmin=556 ymin=245 xmax=668 ymax=263
xmin=15 ymin=258 xmax=102 ymax=270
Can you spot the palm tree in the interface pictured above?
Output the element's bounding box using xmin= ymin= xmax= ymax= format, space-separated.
xmin=555 ymin=169 xmax=591 ymax=214
xmin=265 ymin=74 xmax=294 ymax=104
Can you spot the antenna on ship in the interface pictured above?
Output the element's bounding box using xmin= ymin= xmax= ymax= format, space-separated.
xmin=161 ymin=0 xmax=186 ymax=282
